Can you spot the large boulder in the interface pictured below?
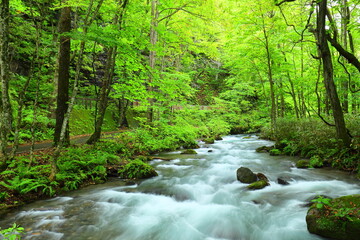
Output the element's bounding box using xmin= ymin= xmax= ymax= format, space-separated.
xmin=306 ymin=194 xmax=360 ymax=240
xmin=236 ymin=167 xmax=257 ymax=183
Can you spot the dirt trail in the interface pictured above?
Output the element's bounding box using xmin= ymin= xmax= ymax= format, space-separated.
xmin=7 ymin=130 xmax=123 ymax=154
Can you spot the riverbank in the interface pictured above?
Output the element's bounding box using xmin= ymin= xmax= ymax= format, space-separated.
xmin=260 ymin=117 xmax=360 ymax=178
xmin=1 ymin=135 xmax=359 ymax=240
xmin=0 ymin=110 xmax=238 ymax=211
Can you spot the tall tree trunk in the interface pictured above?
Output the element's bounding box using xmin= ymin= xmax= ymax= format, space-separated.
xmin=340 ymin=0 xmax=349 ymax=113
xmin=288 ymin=74 xmax=299 ymax=118
xmin=49 ymin=0 xmax=104 ymax=180
xmin=0 ymin=0 xmax=12 ymax=169
xmin=316 ymin=0 xmax=351 ymax=147
xmin=86 ymin=47 xmax=117 ymax=144
xmin=147 ymin=0 xmax=159 ymax=123
xmin=279 ymin=79 xmax=285 ymax=118
xmin=86 ymin=0 xmax=126 ymax=144
xmin=262 ymin=23 xmax=276 ymax=131
xmin=54 ymin=5 xmax=71 ymax=146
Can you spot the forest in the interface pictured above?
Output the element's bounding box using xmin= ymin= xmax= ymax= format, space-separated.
xmin=0 ymin=0 xmax=360 ymax=239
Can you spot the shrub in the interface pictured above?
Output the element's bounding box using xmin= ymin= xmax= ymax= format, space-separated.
xmin=309 ymin=155 xmax=323 ymax=168
xmin=265 ymin=116 xmax=359 ymax=173
xmin=118 ymin=159 xmax=158 ymax=179
xmin=0 ymin=223 xmax=24 ymax=240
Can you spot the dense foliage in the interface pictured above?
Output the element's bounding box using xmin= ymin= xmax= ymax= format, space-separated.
xmin=0 ymin=0 xmax=359 ymax=225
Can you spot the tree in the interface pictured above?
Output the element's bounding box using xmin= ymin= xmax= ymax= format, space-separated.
xmin=276 ymin=0 xmax=352 ymax=147
xmin=0 ymin=0 xmax=12 ymax=169
xmin=87 ymin=0 xmax=128 ymax=144
xmin=54 ymin=2 xmax=71 ymax=146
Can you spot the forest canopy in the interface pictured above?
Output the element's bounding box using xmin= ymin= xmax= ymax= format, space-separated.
xmin=0 ymin=0 xmax=359 ymax=170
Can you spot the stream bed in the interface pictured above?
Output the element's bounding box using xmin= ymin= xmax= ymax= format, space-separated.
xmin=0 ymin=135 xmax=359 ymax=240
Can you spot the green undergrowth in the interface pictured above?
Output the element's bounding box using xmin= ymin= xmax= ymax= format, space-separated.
xmin=0 ymin=144 xmax=123 ymax=208
xmin=70 ymin=108 xmax=117 ymax=135
xmin=1 ymin=106 xmax=264 ymax=211
xmin=261 ymin=116 xmax=360 ymax=175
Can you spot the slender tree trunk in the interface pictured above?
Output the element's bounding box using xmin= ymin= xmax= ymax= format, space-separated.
xmin=316 ymin=0 xmax=351 ymax=147
xmin=279 ymin=79 xmax=285 ymax=118
xmin=288 ymin=74 xmax=299 ymax=118
xmin=147 ymin=0 xmax=159 ymax=123
xmin=86 ymin=0 xmax=126 ymax=144
xmin=118 ymin=98 xmax=129 ymax=127
xmin=0 ymin=0 xmax=12 ymax=169
xmin=54 ymin=5 xmax=71 ymax=146
xmin=49 ymin=0 xmax=104 ymax=180
xmin=340 ymin=0 xmax=349 ymax=113
xmin=262 ymin=24 xmax=276 ymax=131
xmin=86 ymin=47 xmax=117 ymax=144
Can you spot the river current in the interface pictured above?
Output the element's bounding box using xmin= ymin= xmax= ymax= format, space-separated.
xmin=0 ymin=135 xmax=359 ymax=240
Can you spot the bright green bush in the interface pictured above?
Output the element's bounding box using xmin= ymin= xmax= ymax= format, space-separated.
xmin=0 ymin=223 xmax=24 ymax=240
xmin=56 ymin=146 xmax=116 ymax=190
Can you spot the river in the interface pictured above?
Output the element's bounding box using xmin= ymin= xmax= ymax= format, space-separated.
xmin=0 ymin=135 xmax=359 ymax=240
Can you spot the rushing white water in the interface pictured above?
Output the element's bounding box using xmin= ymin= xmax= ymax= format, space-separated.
xmin=1 ymin=135 xmax=359 ymax=240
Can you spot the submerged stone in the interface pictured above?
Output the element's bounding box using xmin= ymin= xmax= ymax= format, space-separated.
xmin=306 ymin=194 xmax=360 ymax=240
xmin=277 ymin=177 xmax=290 ymax=185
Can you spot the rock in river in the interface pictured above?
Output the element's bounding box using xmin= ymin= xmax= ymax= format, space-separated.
xmin=236 ymin=167 xmax=257 ymax=183
xmin=306 ymin=194 xmax=360 ymax=240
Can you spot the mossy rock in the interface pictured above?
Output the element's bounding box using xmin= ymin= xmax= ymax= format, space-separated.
xmin=204 ymin=138 xmax=215 ymax=144
xmin=247 ymin=180 xmax=270 ymax=190
xmin=237 ymin=167 xmax=257 ymax=183
xmin=306 ymin=194 xmax=360 ymax=240
xmin=181 ymin=149 xmax=197 ymax=154
xmin=296 ymin=159 xmax=310 ymax=168
xmin=256 ymin=146 xmax=274 ymax=153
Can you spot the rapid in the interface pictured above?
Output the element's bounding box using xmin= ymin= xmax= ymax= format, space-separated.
xmin=0 ymin=135 xmax=359 ymax=240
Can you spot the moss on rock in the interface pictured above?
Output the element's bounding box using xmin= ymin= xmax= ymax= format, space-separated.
xmin=306 ymin=194 xmax=360 ymax=240
xmin=181 ymin=149 xmax=197 ymax=154
xmin=247 ymin=180 xmax=269 ymax=190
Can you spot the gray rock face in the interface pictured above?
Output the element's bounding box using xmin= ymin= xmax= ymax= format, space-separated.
xmin=236 ymin=167 xmax=257 ymax=183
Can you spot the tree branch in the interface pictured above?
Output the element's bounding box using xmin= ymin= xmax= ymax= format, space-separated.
xmin=275 ymin=0 xmax=296 ymax=7
xmin=326 ymin=34 xmax=360 ymax=73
